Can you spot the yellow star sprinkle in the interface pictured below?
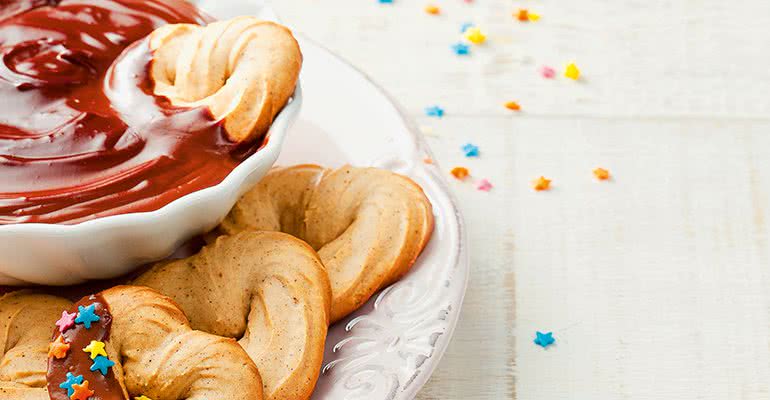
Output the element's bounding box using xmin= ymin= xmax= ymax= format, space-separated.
xmin=135 ymin=396 xmax=153 ymax=400
xmin=528 ymin=12 xmax=541 ymax=21
xmin=82 ymin=340 xmax=108 ymax=360
xmin=425 ymin=4 xmax=440 ymax=15
xmin=564 ymin=62 xmax=581 ymax=80
xmin=464 ymin=27 xmax=486 ymax=44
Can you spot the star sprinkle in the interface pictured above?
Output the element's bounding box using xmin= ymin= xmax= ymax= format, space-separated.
xmin=70 ymin=381 xmax=94 ymax=400
xmin=533 ymin=176 xmax=552 ymax=191
xmin=476 ymin=179 xmax=493 ymax=191
xmin=75 ymin=304 xmax=100 ymax=329
xmin=48 ymin=335 xmax=70 ymax=360
xmin=516 ymin=9 xmax=529 ymax=22
xmin=528 ymin=12 xmax=541 ymax=22
xmin=425 ymin=105 xmax=444 ymax=118
xmin=90 ymin=355 xmax=115 ymax=376
xmin=593 ymin=167 xmax=611 ymax=180
xmin=425 ymin=4 xmax=440 ymax=15
xmin=59 ymin=373 xmax=84 ymax=396
xmin=83 ymin=340 xmax=108 ymax=360
xmin=540 ymin=65 xmax=556 ymax=79
xmin=423 ymin=157 xmax=434 ymax=164
xmin=564 ymin=62 xmax=581 ymax=80
xmin=450 ymin=167 xmax=469 ymax=180
xmin=534 ymin=331 xmax=555 ymax=348
xmin=463 ymin=27 xmax=486 ymax=44
xmin=378 ymin=0 xmax=393 ymax=3
xmin=504 ymin=101 xmax=521 ymax=111
xmin=55 ymin=310 xmax=77 ymax=333
xmin=451 ymin=42 xmax=470 ymax=55
xmin=135 ymin=396 xmax=153 ymax=400
xmin=461 ymin=143 xmax=479 ymax=157
xmin=460 ymin=22 xmax=474 ymax=33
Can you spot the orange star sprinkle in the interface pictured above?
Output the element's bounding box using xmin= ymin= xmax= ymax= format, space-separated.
xmin=516 ymin=9 xmax=529 ymax=21
xmin=451 ymin=167 xmax=470 ymax=180
xmin=533 ymin=176 xmax=551 ymax=191
xmin=425 ymin=5 xmax=440 ymax=14
xmin=593 ymin=167 xmax=610 ymax=180
xmin=48 ymin=335 xmax=70 ymax=359
xmin=504 ymin=101 xmax=521 ymax=111
xmin=70 ymin=381 xmax=94 ymax=400
xmin=423 ymin=157 xmax=434 ymax=164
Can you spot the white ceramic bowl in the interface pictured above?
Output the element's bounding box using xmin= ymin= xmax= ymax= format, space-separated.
xmin=0 ymin=86 xmax=302 ymax=286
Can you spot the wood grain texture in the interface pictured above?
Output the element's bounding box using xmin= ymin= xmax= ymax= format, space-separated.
xmin=274 ymin=1 xmax=770 ymax=399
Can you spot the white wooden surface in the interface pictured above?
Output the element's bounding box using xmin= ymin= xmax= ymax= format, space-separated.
xmin=274 ymin=1 xmax=770 ymax=399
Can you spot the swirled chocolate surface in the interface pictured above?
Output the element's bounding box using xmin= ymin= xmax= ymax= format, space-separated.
xmin=0 ymin=0 xmax=261 ymax=224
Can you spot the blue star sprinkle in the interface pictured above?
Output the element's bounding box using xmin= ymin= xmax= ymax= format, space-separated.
xmin=90 ymin=355 xmax=115 ymax=375
xmin=59 ymin=373 xmax=84 ymax=396
xmin=425 ymin=105 xmax=444 ymax=118
xmin=462 ymin=143 xmax=479 ymax=157
xmin=451 ymin=42 xmax=470 ymax=55
xmin=460 ymin=22 xmax=475 ymax=33
xmin=75 ymin=304 xmax=100 ymax=329
xmin=534 ymin=331 xmax=555 ymax=348
xmin=378 ymin=0 xmax=393 ymax=3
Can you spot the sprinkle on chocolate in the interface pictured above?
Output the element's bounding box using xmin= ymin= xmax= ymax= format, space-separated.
xmin=55 ymin=311 xmax=77 ymax=333
xmin=47 ymin=294 xmax=123 ymax=400
xmin=83 ymin=340 xmax=108 ymax=360
xmin=70 ymin=381 xmax=95 ymax=400
xmin=74 ymin=304 xmax=100 ymax=329
xmin=48 ymin=336 xmax=70 ymax=360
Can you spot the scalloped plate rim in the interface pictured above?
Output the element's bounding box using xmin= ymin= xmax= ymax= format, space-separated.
xmin=291 ymin=34 xmax=470 ymax=400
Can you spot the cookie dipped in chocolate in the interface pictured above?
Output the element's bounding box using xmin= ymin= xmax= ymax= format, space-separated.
xmin=0 ymin=0 xmax=262 ymax=224
xmin=46 ymin=293 xmax=127 ymax=400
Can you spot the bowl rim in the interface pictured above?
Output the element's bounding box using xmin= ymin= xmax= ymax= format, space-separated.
xmin=0 ymin=84 xmax=302 ymax=235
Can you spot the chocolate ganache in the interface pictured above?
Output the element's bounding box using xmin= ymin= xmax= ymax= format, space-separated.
xmin=0 ymin=0 xmax=265 ymax=224
xmin=47 ymin=293 xmax=124 ymax=400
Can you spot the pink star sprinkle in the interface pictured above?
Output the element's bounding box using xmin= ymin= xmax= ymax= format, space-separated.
xmin=477 ymin=179 xmax=493 ymax=191
xmin=540 ymin=66 xmax=556 ymax=79
xmin=55 ymin=310 xmax=77 ymax=333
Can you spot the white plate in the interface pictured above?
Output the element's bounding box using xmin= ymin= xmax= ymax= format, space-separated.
xmin=288 ymin=38 xmax=470 ymax=399
xmin=2 ymin=0 xmax=470 ymax=396
xmin=192 ymin=1 xmax=470 ymax=397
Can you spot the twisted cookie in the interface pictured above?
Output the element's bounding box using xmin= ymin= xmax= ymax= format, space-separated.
xmin=0 ymin=292 xmax=70 ymax=399
xmin=217 ymin=165 xmax=435 ymax=322
xmin=149 ymin=16 xmax=302 ymax=143
xmin=0 ymin=287 xmax=264 ymax=399
xmin=133 ymin=231 xmax=332 ymax=400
